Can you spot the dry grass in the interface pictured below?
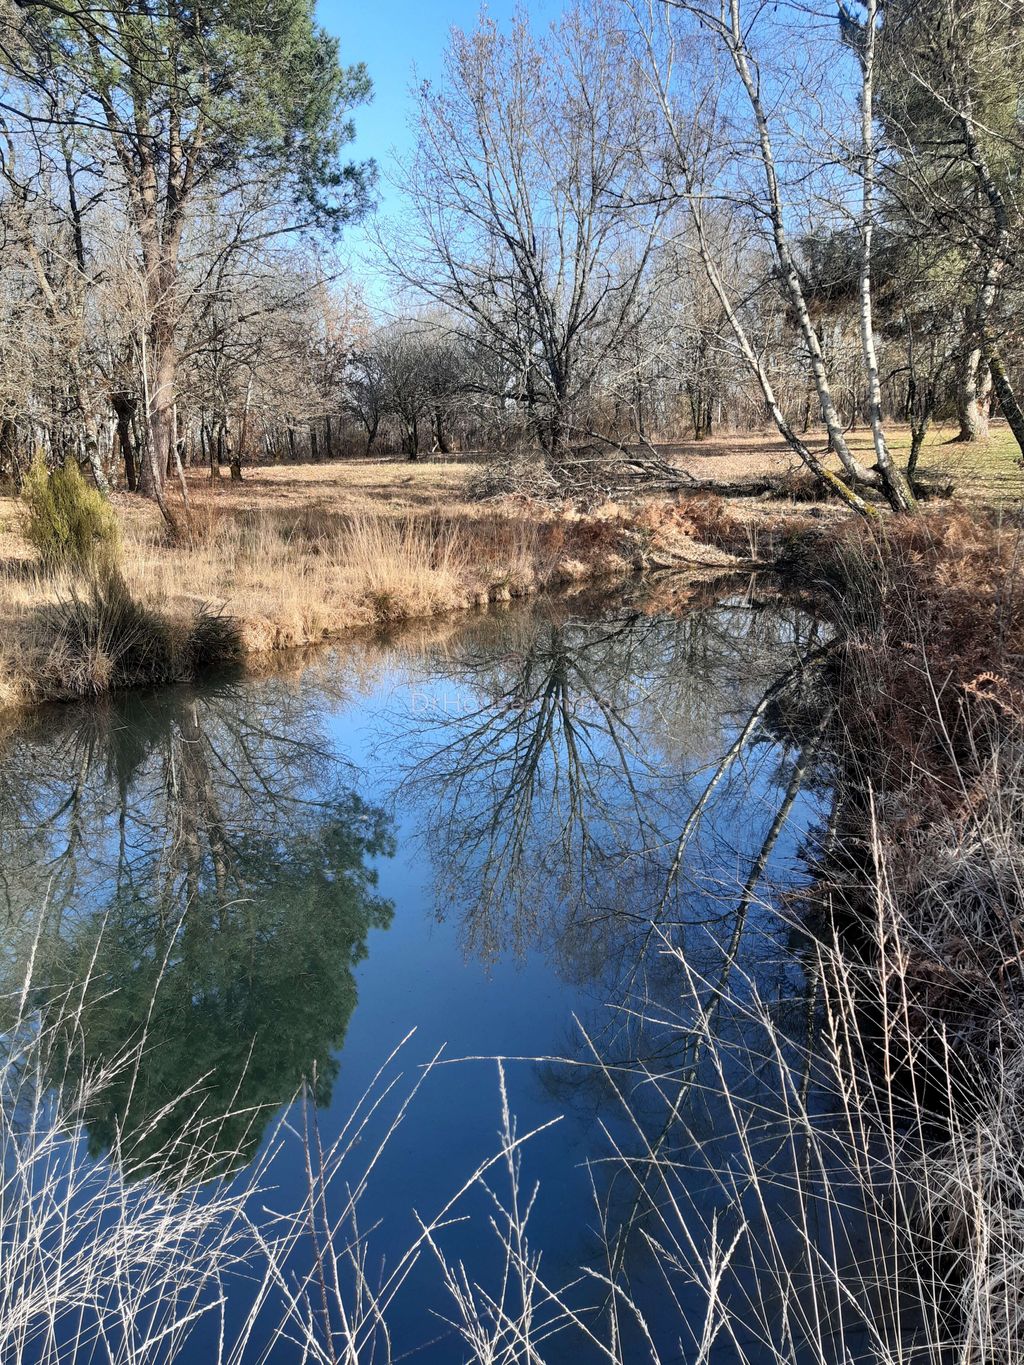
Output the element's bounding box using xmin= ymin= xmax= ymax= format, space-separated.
xmin=2 ymin=426 xmax=1014 ymax=711
xmin=810 ymin=511 xmax=1024 ymax=802
xmin=654 ymin=419 xmax=1022 ymax=504
xmin=753 ymin=511 xmax=1024 ymax=1361
xmin=0 ymin=460 xmax=744 ymax=711
xmin=593 ymin=523 xmax=1024 ymax=1364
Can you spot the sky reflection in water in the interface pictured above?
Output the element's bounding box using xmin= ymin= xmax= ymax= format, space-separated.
xmin=0 ymin=584 xmax=839 ymax=1361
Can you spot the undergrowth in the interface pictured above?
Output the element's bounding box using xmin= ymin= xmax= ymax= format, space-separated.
xmin=781 ymin=509 xmax=1024 ymax=1361
xmin=41 ymin=573 xmax=242 ymax=699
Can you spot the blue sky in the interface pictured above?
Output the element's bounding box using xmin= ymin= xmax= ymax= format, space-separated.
xmin=316 ymin=0 xmax=563 ymax=293
xmin=319 ymin=0 xmax=523 ymax=215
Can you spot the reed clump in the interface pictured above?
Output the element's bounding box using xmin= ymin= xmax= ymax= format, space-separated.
xmin=39 ymin=574 xmax=243 ymax=699
xmin=12 ymin=462 xmax=244 ymax=701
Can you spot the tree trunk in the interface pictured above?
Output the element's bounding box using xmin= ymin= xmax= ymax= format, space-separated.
xmin=854 ymin=0 xmax=915 ymax=513
xmin=719 ymin=0 xmax=878 ymax=492
xmin=364 ymin=415 xmax=379 ymax=455
xmin=80 ymin=416 xmax=110 ymax=495
xmin=225 ymin=417 xmax=242 ymax=481
xmin=171 ymin=401 xmax=190 ymax=510
xmin=907 ymin=381 xmax=936 ymax=487
xmin=687 ymin=195 xmax=877 ymax=518
xmin=989 ymin=349 xmax=1024 ymax=455
xmin=203 ymin=419 xmax=220 ymax=479
xmin=957 ymin=90 xmax=1024 ymax=460
xmin=955 ymin=332 xmax=991 ymax=441
xmin=235 ymin=378 xmax=252 ymax=479
xmin=140 ymin=327 xmax=177 ymax=530
xmin=112 ymin=392 xmax=138 ymax=492
xmin=0 ymin=417 xmax=19 ymax=485
xmin=403 ymin=416 xmax=420 ymax=459
xmin=433 ymin=406 xmax=451 ymax=454
xmin=141 ymin=350 xmax=171 ymax=495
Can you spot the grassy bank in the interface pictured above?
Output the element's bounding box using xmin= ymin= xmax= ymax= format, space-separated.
xmin=794 ymin=510 xmax=1024 ymax=1360
xmin=1 ymin=419 xmax=1015 ymax=710
xmin=0 ymin=461 xmax=742 ymax=710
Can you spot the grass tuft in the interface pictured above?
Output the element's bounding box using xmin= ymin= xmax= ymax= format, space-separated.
xmin=40 ymin=572 xmax=243 ymax=698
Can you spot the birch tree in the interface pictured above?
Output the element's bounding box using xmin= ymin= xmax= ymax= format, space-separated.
xmin=630 ymin=0 xmax=920 ymax=513
xmin=842 ymin=0 xmax=916 ymax=510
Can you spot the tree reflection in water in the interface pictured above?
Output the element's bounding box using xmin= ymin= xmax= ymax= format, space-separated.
xmin=0 ymin=585 xmax=851 ymax=1357
xmin=382 ymin=589 xmax=834 ymax=1303
xmin=389 ymin=592 xmax=829 ymax=989
xmin=0 ymin=677 xmax=395 ymax=1172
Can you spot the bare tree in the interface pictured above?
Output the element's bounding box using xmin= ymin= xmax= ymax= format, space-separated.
xmin=628 ymin=0 xmax=925 ymax=513
xmin=379 ymin=1 xmax=669 ymax=471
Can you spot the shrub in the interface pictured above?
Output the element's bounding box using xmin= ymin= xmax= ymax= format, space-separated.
xmin=42 ymin=574 xmax=171 ymax=697
xmin=671 ymin=493 xmax=746 ymax=553
xmin=165 ymin=495 xmax=225 ymax=549
xmin=187 ymin=605 xmax=245 ymax=671
xmin=21 ymin=453 xmax=120 ymax=576
xmin=812 ymin=513 xmax=1024 ymax=785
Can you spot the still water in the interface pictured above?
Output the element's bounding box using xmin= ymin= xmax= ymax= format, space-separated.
xmin=0 ymin=581 xmax=849 ymax=1361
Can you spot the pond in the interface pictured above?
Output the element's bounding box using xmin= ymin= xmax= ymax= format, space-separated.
xmin=0 ymin=578 xmax=888 ymax=1363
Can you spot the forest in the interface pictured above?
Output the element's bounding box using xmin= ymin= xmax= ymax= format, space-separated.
xmin=0 ymin=0 xmax=1018 ymax=498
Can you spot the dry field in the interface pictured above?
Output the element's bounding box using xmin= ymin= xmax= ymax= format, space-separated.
xmin=655 ymin=419 xmax=1022 ymax=499
xmin=0 ymin=456 xmax=739 ymax=709
xmin=0 ymin=424 xmax=1016 ymax=710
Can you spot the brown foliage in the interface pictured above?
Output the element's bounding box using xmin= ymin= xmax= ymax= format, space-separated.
xmin=663 ymin=494 xmax=745 ymax=551
xmin=807 ymin=511 xmax=1024 ymax=1041
xmin=823 ymin=511 xmax=1024 ymax=795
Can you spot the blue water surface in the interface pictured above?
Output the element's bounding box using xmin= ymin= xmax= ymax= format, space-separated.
xmin=1 ymin=585 xmax=844 ymax=1363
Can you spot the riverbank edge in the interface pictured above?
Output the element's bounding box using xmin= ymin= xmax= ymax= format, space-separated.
xmin=0 ymin=493 xmax=768 ymax=716
xmin=781 ymin=507 xmax=1024 ymax=1353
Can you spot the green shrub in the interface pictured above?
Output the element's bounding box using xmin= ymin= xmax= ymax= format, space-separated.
xmin=21 ymin=453 xmax=120 ymax=576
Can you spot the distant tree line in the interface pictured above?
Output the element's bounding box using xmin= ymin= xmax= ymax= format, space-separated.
xmin=0 ymin=0 xmax=1019 ymax=512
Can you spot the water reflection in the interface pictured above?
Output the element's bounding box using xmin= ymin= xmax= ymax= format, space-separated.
xmin=392 ymin=596 xmax=827 ymax=985
xmin=0 ymin=681 xmax=394 ymax=1170
xmin=0 ymin=592 xmax=830 ymax=1167
xmin=0 ymin=582 xmax=846 ymax=1360
xmin=372 ymin=593 xmax=837 ymax=1344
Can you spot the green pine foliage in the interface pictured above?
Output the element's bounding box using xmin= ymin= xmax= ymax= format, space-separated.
xmin=21 ymin=454 xmax=120 ymax=577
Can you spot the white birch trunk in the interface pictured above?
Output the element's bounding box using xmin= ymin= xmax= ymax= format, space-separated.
xmin=855 ymin=0 xmax=914 ymax=510
xmin=723 ymin=0 xmax=877 ymax=490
